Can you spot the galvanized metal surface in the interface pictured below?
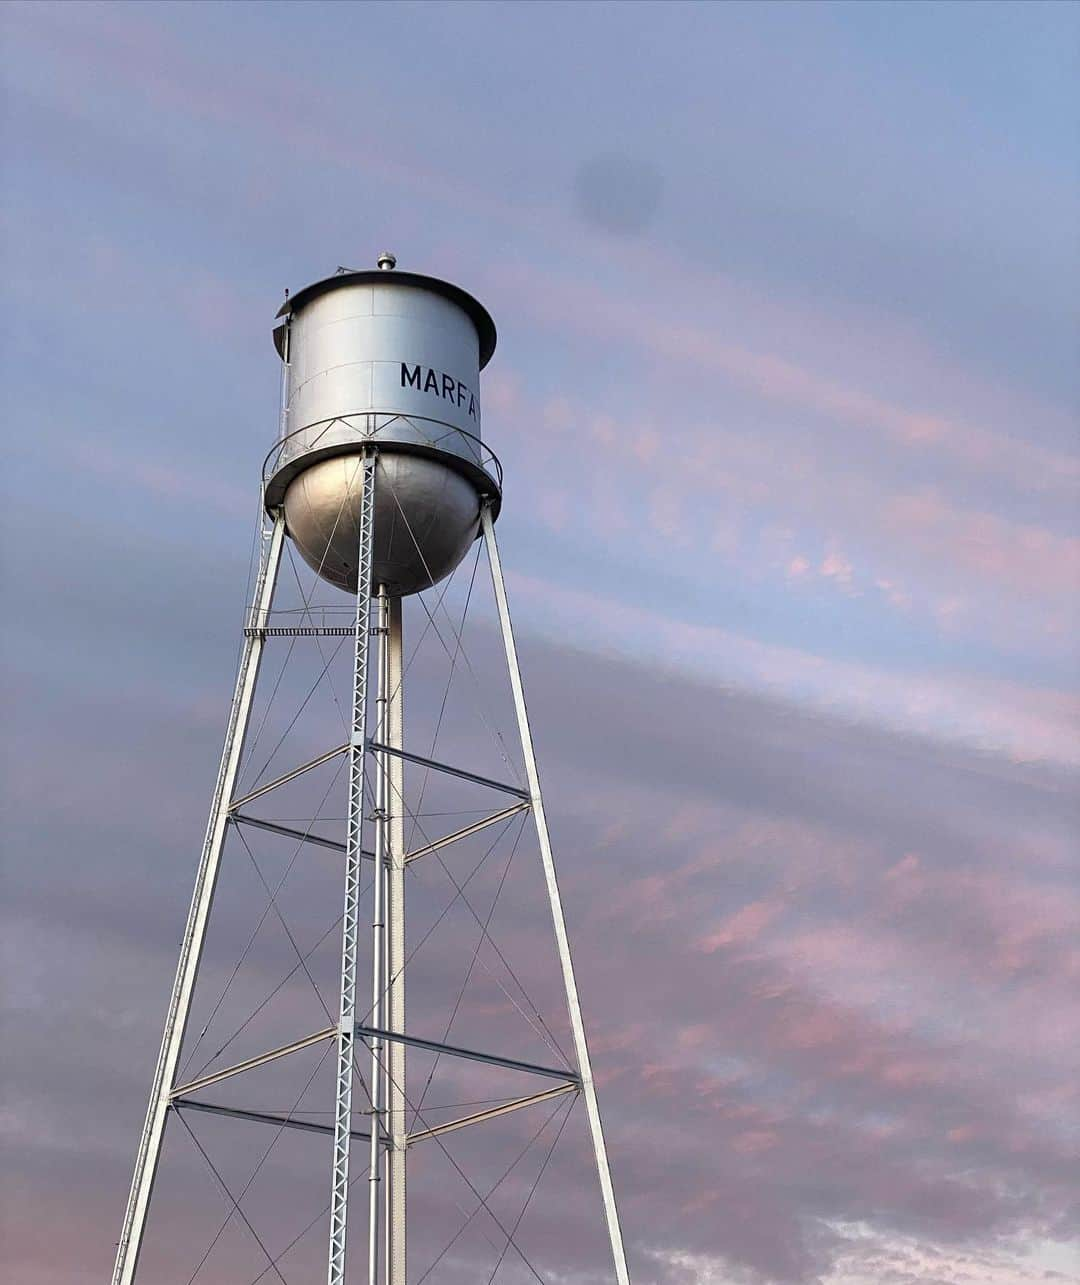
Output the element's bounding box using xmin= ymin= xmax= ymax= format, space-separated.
xmin=368 ymin=740 xmax=529 ymax=800
xmin=170 ymin=1028 xmax=336 ymax=1100
xmin=403 ymin=800 xmax=531 ymax=865
xmin=273 ymin=268 xmax=496 ymax=369
xmin=172 ymin=1098 xmax=374 ymax=1145
xmin=482 ymin=502 xmax=632 ymax=1285
xmin=228 ymin=741 xmax=348 ymax=811
xmin=406 ymin=1083 xmax=579 ymax=1147
xmin=268 ymin=263 xmax=500 ymax=598
xmin=354 ymin=1025 xmax=580 ymax=1085
xmin=280 ymin=279 xmax=485 ymax=441
xmin=263 ymin=412 xmax=502 ymax=512
xmin=386 ymin=597 xmax=407 ymax=1285
xmin=367 ymin=587 xmax=390 ymax=1285
xmin=283 ymin=451 xmax=486 ymax=596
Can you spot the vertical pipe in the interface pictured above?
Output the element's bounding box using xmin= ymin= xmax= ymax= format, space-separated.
xmin=327 ymin=454 xmax=377 ymax=1285
xmin=112 ymin=511 xmax=286 ymax=1285
xmin=386 ymin=595 xmax=407 ymax=1285
xmin=277 ymin=315 xmax=290 ymax=441
xmin=480 ymin=504 xmax=631 ymax=1285
xmin=367 ymin=588 xmax=390 ymax=1285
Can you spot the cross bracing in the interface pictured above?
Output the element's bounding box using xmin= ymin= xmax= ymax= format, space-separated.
xmin=112 ymin=465 xmax=629 ymax=1285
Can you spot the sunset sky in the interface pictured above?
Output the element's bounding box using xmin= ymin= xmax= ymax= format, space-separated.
xmin=2 ymin=3 xmax=1078 ymax=1283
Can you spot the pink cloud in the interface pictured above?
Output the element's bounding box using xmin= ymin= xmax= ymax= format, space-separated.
xmin=884 ymin=489 xmax=1080 ymax=598
xmin=494 ymin=258 xmax=1080 ymax=503
xmin=493 ymin=361 xmax=1076 ymax=663
xmin=509 ymin=568 xmax=1080 ymax=766
xmin=699 ymin=899 xmax=785 ymax=953
xmin=731 ymin=1129 xmax=779 ymax=1155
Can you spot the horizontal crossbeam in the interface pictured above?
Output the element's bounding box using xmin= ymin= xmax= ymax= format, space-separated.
xmin=404 ymin=801 xmax=531 ymax=865
xmin=171 ymin=1028 xmax=335 ymax=1099
xmin=355 ymin=1025 xmax=579 ymax=1085
xmin=407 ymin=1083 xmax=577 ymax=1146
xmin=368 ymin=742 xmax=529 ymax=801
xmin=229 ymin=744 xmax=349 ymax=811
xmin=173 ymin=1097 xmax=375 ymax=1144
xmin=230 ymin=812 xmax=372 ymax=858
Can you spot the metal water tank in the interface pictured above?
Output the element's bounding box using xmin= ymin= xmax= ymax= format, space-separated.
xmin=264 ymin=256 xmax=501 ymax=597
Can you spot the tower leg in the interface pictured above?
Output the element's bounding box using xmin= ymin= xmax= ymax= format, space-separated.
xmin=480 ymin=504 xmax=631 ymax=1285
xmin=112 ymin=512 xmax=286 ymax=1285
xmin=328 ymin=453 xmax=377 ymax=1285
xmin=386 ymin=595 xmax=407 ymax=1285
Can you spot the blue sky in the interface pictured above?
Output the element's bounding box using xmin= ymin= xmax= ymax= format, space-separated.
xmin=2 ymin=3 xmax=1078 ymax=1283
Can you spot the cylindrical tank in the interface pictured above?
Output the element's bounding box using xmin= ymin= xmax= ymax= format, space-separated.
xmin=264 ymin=257 xmax=501 ymax=597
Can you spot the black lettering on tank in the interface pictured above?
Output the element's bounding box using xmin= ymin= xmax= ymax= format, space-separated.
xmin=403 ymin=364 xmax=479 ymax=419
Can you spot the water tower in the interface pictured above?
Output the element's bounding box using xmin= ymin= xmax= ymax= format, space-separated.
xmin=112 ymin=257 xmax=630 ymax=1285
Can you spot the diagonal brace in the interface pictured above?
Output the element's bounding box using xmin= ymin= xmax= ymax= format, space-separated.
xmin=404 ymin=801 xmax=531 ymax=865
xmin=229 ymin=743 xmax=349 ymax=812
xmin=171 ymin=1028 xmax=336 ymax=1099
xmin=407 ymin=1083 xmax=578 ymax=1146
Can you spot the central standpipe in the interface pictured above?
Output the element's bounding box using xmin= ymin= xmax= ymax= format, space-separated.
xmin=364 ymin=590 xmax=407 ymax=1285
xmin=386 ymin=596 xmax=407 ymax=1285
xmin=368 ymin=587 xmax=390 ymax=1285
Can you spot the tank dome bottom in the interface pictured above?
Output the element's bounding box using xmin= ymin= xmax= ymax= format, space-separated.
xmin=282 ymin=451 xmax=482 ymax=597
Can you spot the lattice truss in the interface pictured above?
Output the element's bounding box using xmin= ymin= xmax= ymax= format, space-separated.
xmin=116 ymin=463 xmax=627 ymax=1285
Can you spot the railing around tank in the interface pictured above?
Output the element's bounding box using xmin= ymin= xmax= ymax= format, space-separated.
xmin=262 ymin=411 xmax=503 ymax=498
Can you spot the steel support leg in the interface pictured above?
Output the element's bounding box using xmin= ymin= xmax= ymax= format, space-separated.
xmin=386 ymin=595 xmax=406 ymax=1285
xmin=481 ymin=504 xmax=631 ymax=1285
xmin=112 ymin=512 xmax=286 ymax=1285
xmin=327 ymin=453 xmax=377 ymax=1285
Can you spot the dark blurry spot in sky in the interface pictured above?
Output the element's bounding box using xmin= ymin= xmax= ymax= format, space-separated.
xmin=573 ymin=153 xmax=663 ymax=235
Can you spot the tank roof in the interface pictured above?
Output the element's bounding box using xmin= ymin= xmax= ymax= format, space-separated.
xmin=273 ymin=267 xmax=497 ymax=368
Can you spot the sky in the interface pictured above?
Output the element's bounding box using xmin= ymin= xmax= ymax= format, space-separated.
xmin=1 ymin=2 xmax=1078 ymax=1283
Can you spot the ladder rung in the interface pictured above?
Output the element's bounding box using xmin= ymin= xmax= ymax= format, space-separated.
xmin=244 ymin=626 xmax=355 ymax=637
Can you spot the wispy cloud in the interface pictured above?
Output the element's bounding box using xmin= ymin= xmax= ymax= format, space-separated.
xmin=508 ymin=569 xmax=1080 ymax=766
xmin=4 ymin=3 xmax=1078 ymax=1283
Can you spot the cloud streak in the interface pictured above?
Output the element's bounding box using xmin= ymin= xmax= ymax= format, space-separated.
xmin=3 ymin=3 xmax=1078 ymax=1284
